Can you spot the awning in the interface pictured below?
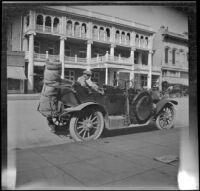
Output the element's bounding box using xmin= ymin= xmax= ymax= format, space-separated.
xmin=7 ymin=66 xmax=27 ymax=80
xmin=162 ymin=77 xmax=188 ymax=86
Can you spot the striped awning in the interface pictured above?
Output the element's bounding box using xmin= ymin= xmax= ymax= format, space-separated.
xmin=7 ymin=66 xmax=27 ymax=80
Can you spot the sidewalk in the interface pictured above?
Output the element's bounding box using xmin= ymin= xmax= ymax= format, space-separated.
xmin=13 ymin=127 xmax=181 ymax=190
xmin=7 ymin=94 xmax=40 ymax=100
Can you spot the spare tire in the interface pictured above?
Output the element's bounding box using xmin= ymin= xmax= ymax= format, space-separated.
xmin=132 ymin=91 xmax=153 ymax=124
xmin=45 ymin=61 xmax=62 ymax=70
xmin=41 ymin=84 xmax=58 ymax=96
xmin=44 ymin=68 xmax=61 ymax=83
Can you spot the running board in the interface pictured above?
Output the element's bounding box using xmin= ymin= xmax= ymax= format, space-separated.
xmin=107 ymin=115 xmax=153 ymax=130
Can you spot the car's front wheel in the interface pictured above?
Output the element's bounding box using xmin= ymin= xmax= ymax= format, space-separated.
xmin=155 ymin=104 xmax=175 ymax=130
xmin=69 ymin=109 xmax=104 ymax=141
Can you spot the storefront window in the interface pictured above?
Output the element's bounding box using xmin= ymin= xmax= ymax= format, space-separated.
xmin=141 ymin=75 xmax=147 ymax=87
xmin=65 ymin=70 xmax=75 ymax=81
xmin=8 ymin=79 xmax=20 ymax=90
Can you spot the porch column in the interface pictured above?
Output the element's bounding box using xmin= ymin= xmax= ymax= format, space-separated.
xmin=87 ymin=22 xmax=92 ymax=39
xmin=43 ymin=15 xmax=46 ymax=32
xmin=105 ymin=64 xmax=108 ymax=85
xmin=159 ymin=74 xmax=162 ymax=91
xmin=51 ymin=16 xmax=54 ymax=33
xmin=87 ymin=39 xmax=93 ymax=67
xmin=27 ymin=32 xmax=35 ymax=92
xmin=110 ymin=43 xmax=115 ymax=60
xmin=138 ymin=51 xmax=142 ymax=64
xmin=131 ymin=32 xmax=136 ymax=47
xmin=29 ymin=10 xmax=36 ymax=31
xmin=60 ymin=36 xmax=66 ymax=79
xmin=130 ymin=47 xmax=135 ymax=84
xmin=147 ymin=50 xmax=153 ymax=89
xmin=22 ymin=36 xmax=28 ymax=52
xmin=111 ymin=26 xmax=116 ymax=44
xmin=148 ymin=34 xmax=155 ymax=50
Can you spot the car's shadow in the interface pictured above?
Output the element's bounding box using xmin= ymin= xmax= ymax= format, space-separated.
xmin=101 ymin=121 xmax=158 ymax=138
xmin=52 ymin=122 xmax=158 ymax=140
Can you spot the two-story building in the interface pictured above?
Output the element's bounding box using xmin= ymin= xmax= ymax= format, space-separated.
xmin=6 ymin=5 xmax=161 ymax=93
xmin=153 ymin=26 xmax=188 ymax=90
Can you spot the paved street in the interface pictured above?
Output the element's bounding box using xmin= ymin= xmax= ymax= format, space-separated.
xmin=7 ymin=96 xmax=189 ymax=150
xmin=15 ymin=128 xmax=181 ymax=189
xmin=5 ymin=96 xmax=190 ymax=189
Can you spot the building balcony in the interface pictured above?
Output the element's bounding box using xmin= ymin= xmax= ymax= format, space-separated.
xmin=35 ymin=24 xmax=60 ymax=35
xmin=162 ymin=61 xmax=188 ymax=71
xmin=134 ymin=64 xmax=149 ymax=71
xmin=66 ymin=29 xmax=87 ymax=40
xmin=152 ymin=65 xmax=161 ymax=72
xmin=92 ymin=34 xmax=111 ymax=43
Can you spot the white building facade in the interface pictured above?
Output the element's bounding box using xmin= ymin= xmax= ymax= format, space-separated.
xmin=7 ymin=6 xmax=161 ymax=93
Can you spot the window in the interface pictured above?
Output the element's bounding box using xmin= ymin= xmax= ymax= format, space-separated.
xmin=26 ymin=15 xmax=29 ymax=27
xmin=93 ymin=26 xmax=98 ymax=39
xmin=172 ymin=49 xmax=176 ymax=64
xmin=36 ymin=15 xmax=43 ymax=25
xmin=115 ymin=30 xmax=120 ymax=43
xmin=135 ymin=34 xmax=139 ymax=46
xmin=65 ymin=70 xmax=75 ymax=81
xmin=94 ymin=48 xmax=104 ymax=57
xmin=141 ymin=75 xmax=147 ymax=87
xmin=48 ymin=48 xmax=54 ymax=55
xmin=91 ymin=72 xmax=100 ymax=84
xmin=65 ymin=46 xmax=71 ymax=56
xmin=34 ymin=41 xmax=40 ymax=53
xmin=48 ymin=43 xmax=54 ymax=55
xmin=7 ymin=79 xmax=20 ymax=91
xmin=162 ymin=70 xmax=167 ymax=76
xmin=134 ymin=51 xmax=138 ymax=64
xmin=74 ymin=22 xmax=80 ymax=37
xmin=67 ymin=20 xmax=72 ymax=36
xmin=142 ymin=52 xmax=148 ymax=65
xmin=165 ymin=47 xmax=168 ymax=63
xmin=78 ymin=48 xmax=86 ymax=58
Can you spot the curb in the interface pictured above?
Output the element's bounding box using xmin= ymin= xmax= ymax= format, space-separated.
xmin=7 ymin=94 xmax=40 ymax=100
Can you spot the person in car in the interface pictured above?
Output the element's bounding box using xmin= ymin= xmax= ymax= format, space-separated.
xmin=77 ymin=69 xmax=104 ymax=94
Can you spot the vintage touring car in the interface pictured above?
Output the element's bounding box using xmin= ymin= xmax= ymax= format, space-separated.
xmin=39 ymin=79 xmax=178 ymax=142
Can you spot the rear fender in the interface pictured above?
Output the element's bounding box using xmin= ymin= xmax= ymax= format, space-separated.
xmin=60 ymin=102 xmax=109 ymax=129
xmin=155 ymin=98 xmax=178 ymax=116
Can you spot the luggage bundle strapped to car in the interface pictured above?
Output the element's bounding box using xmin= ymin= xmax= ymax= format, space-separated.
xmin=37 ymin=60 xmax=62 ymax=117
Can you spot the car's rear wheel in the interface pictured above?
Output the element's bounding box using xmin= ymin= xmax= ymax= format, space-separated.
xmin=156 ymin=104 xmax=175 ymax=130
xmin=69 ymin=109 xmax=104 ymax=141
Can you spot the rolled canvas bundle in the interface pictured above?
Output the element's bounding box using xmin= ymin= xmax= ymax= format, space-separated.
xmin=38 ymin=60 xmax=62 ymax=117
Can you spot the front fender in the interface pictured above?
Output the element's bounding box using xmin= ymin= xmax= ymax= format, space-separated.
xmin=60 ymin=101 xmax=107 ymax=115
xmin=155 ymin=98 xmax=178 ymax=116
xmin=60 ymin=101 xmax=109 ymax=129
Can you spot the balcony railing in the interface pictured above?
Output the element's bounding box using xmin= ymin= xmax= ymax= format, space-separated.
xmin=66 ymin=29 xmax=87 ymax=39
xmin=34 ymin=53 xmax=46 ymax=60
xmin=152 ymin=65 xmax=161 ymax=71
xmin=33 ymin=53 xmax=59 ymax=61
xmin=36 ymin=24 xmax=60 ymax=34
xmin=25 ymin=51 xmax=29 ymax=59
xmin=28 ymin=52 xmax=145 ymax=67
xmin=134 ymin=64 xmax=149 ymax=70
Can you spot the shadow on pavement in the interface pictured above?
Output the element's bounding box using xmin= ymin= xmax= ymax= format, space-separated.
xmin=101 ymin=122 xmax=158 ymax=138
xmin=51 ymin=122 xmax=158 ymax=140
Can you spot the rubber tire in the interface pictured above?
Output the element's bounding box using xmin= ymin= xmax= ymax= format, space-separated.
xmin=69 ymin=110 xmax=104 ymax=142
xmin=155 ymin=104 xmax=175 ymax=130
xmin=132 ymin=91 xmax=153 ymax=124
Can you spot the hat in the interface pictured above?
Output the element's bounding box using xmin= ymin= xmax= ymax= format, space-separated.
xmin=83 ymin=70 xmax=92 ymax=75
